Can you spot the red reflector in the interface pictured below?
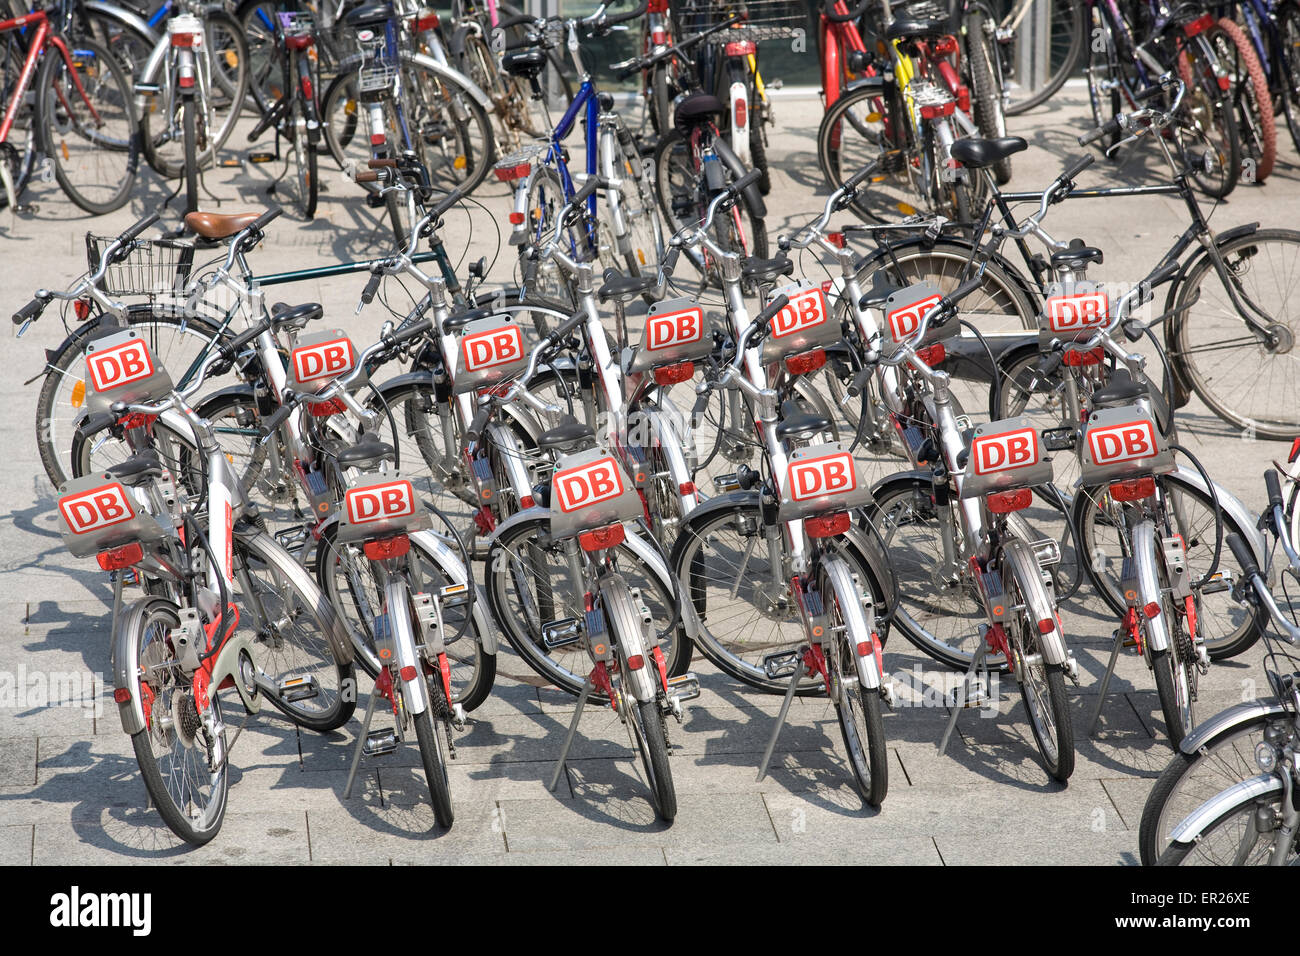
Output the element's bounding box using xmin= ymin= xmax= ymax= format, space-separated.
xmin=724 ymin=40 xmax=756 ymax=56
xmin=1217 ymin=75 xmax=1231 ymax=91
xmin=579 ymin=523 xmax=626 ymax=552
xmin=856 ymin=641 xmax=871 ymax=656
xmin=1184 ymin=13 xmax=1214 ymax=35
xmin=679 ymin=481 xmax=695 ymax=495
xmin=1143 ymin=601 xmax=1162 ymax=619
xmin=1063 ymin=346 xmax=1105 ymax=367
xmin=370 ymin=133 xmax=386 ymax=146
xmin=653 ymin=361 xmax=694 ymax=386
xmin=1109 ymin=476 xmax=1155 ymax=502
xmin=1289 ymin=437 xmax=1300 ymax=463
xmin=520 ymin=495 xmax=536 ymax=509
xmin=784 ymin=349 xmax=827 ymax=375
xmin=920 ymin=101 xmax=955 ymax=119
xmin=411 ymin=13 xmax=440 ymax=31
xmin=170 ymin=32 xmax=197 ymax=46
xmin=805 ymin=512 xmax=850 ymax=538
xmin=399 ymin=665 xmax=417 ymax=681
xmin=363 ymin=534 xmax=410 ymax=560
xmin=648 ymin=0 xmax=668 ymax=12
xmin=307 ymin=397 xmax=346 ymax=417
xmin=651 ymin=27 xmax=667 ymax=44
xmin=627 ymin=654 xmax=645 ymax=670
xmin=986 ymin=488 xmax=1033 ymax=514
xmin=1038 ymin=618 xmax=1056 ymax=634
xmin=914 ymin=343 xmax=946 ymax=367
xmin=508 ymin=212 xmax=525 ymax=225
xmin=957 ymin=85 xmax=970 ymax=113
xmin=97 ymin=541 xmax=143 ymax=571
xmin=74 ymin=298 xmax=91 ymax=320
xmin=300 ymin=75 xmax=313 ymax=100
xmin=178 ymin=74 xmax=195 ymax=88
xmin=827 ymin=232 xmax=845 ymax=248
xmin=286 ymin=34 xmax=314 ymax=50
xmin=734 ymin=98 xmax=747 ymax=129
xmin=494 ymin=162 xmax=531 ymax=182
xmin=113 ymin=687 xmax=131 ymax=703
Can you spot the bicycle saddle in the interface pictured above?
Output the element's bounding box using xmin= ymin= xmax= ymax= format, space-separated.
xmin=884 ymin=16 xmax=949 ymax=43
xmin=949 ymin=137 xmax=1028 ymax=170
xmin=185 ymin=211 xmax=261 ymax=240
xmin=1050 ymin=239 xmax=1104 ymax=271
xmin=106 ymin=450 xmax=164 ymax=487
xmin=775 ymin=401 xmax=832 ymax=441
xmin=336 ymin=437 xmax=396 ymax=467
xmin=741 ymin=255 xmax=794 ymax=283
xmin=502 ymin=48 xmax=547 ymax=78
xmin=443 ymin=307 xmax=494 ymax=333
xmin=674 ymin=92 xmax=726 ymax=133
xmin=343 ymin=2 xmax=394 ymax=28
xmin=271 ymin=301 xmax=323 ymax=330
xmin=1090 ymin=370 xmax=1147 ymax=408
xmin=599 ymin=269 xmax=657 ymax=304
xmin=537 ymin=418 xmax=596 ymax=453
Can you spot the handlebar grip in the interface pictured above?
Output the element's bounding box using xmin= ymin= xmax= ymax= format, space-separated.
xmin=1266 ymin=469 xmax=1285 ymax=510
xmin=385 ymin=317 xmax=433 ymax=348
xmin=823 ymin=0 xmax=870 ymax=23
xmin=120 ymin=213 xmax=161 ymax=244
xmin=603 ymin=0 xmax=648 ymax=27
xmin=355 ymin=170 xmax=380 ymax=183
xmin=76 ymin=410 xmax=119 ymax=441
xmin=495 ymin=13 xmax=536 ymax=29
xmin=430 ymin=187 xmax=466 ymax=220
xmin=12 ymin=295 xmax=47 ymax=325
xmin=360 ymin=270 xmax=382 ymax=306
xmin=613 ymin=57 xmax=645 ymax=79
xmin=1144 ymin=260 xmax=1181 ymax=289
xmin=755 ymin=293 xmax=791 ymax=330
xmin=368 ymin=157 xmax=397 ymax=169
xmin=221 ymin=322 xmax=270 ymax=359
xmin=572 ymin=175 xmax=607 ymax=205
xmin=1061 ymin=153 xmax=1095 ymax=182
xmin=1079 ymin=116 xmax=1121 ymax=146
xmin=662 ymin=244 xmax=682 ymax=277
xmin=248 ymin=206 xmax=284 ymax=235
xmin=943 ymin=275 xmax=984 ymax=311
xmin=1226 ymin=533 xmax=1260 ymax=580
xmin=259 ymin=398 xmax=298 ymax=437
xmin=465 ymin=404 xmax=492 ymax=445
xmin=1134 ymin=83 xmax=1167 ymax=103
xmin=545 ymin=309 xmax=587 ymax=347
xmin=728 ymin=168 xmax=762 ymax=197
xmin=843 ymin=160 xmax=878 ymax=192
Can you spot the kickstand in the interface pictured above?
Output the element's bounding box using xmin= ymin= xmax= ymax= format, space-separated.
xmin=548 ymin=676 xmax=594 ymax=792
xmin=938 ymin=634 xmax=989 ymax=756
xmin=343 ymin=680 xmax=384 ymax=799
xmin=1088 ymin=629 xmax=1125 ymax=736
xmin=756 ymin=649 xmax=807 ymax=783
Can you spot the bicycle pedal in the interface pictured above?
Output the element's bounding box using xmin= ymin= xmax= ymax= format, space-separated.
xmin=957 ymin=682 xmax=990 ymax=709
xmin=437 ymin=581 xmax=471 ymax=608
xmin=217 ymin=158 xmax=242 ymax=168
xmin=247 ymin=152 xmax=276 ymax=164
xmin=880 ymin=680 xmax=897 ymax=709
xmin=762 ymin=649 xmax=801 ymax=680
xmin=541 ymin=616 xmax=582 ymax=649
xmin=361 ymin=728 xmax=398 ymax=756
xmin=1029 ymin=537 xmax=1061 ymax=567
xmin=278 ymin=674 xmax=319 ymax=703
xmin=713 ymin=473 xmax=741 ymax=492
xmin=666 ymin=672 xmax=700 ymax=703
xmin=1200 ymin=570 xmax=1231 ymax=595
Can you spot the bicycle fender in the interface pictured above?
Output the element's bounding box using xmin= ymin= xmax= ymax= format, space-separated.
xmin=1167 ymin=772 xmax=1283 ymax=845
xmin=839 ymin=74 xmax=888 ymax=98
xmin=83 ymin=0 xmax=160 ymax=43
xmin=821 ymin=554 xmax=881 ymax=690
xmin=384 ymin=578 xmax=428 ymax=714
xmin=1178 ymin=697 xmax=1290 ymax=756
xmin=1171 ymin=464 xmax=1267 ymax=576
xmin=638 ymin=406 xmax=698 ymax=520
xmin=599 ymin=574 xmax=658 ymax=701
xmin=111 ymin=596 xmax=179 ymax=735
xmin=409 ymin=51 xmax=493 ymax=112
xmin=1133 ymin=519 xmax=1172 ymax=653
xmin=138 ymin=29 xmax=172 ymax=88
xmin=1003 ymin=538 xmax=1068 ymax=665
xmin=483 ymin=420 xmax=533 ymax=517
xmin=711 ymin=135 xmax=766 ymax=219
xmin=409 ymin=530 xmax=498 ymax=654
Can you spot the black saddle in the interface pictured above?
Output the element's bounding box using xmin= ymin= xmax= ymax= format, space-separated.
xmin=885 ymin=16 xmax=950 ymax=43
xmin=271 ymin=301 xmax=323 ymax=330
xmin=599 ymin=269 xmax=657 ymax=304
xmin=1091 ymin=371 xmax=1148 ymax=407
xmin=674 ymin=92 xmax=726 ymax=133
xmin=1050 ymin=239 xmax=1104 ymax=271
xmin=950 ymin=137 xmax=1028 ymax=170
xmin=537 ymin=419 xmax=595 ymax=453
xmin=343 ymin=2 xmax=393 ymax=28
xmin=775 ymin=401 xmax=832 ymax=440
xmin=106 ymin=450 xmax=164 ymax=487
xmin=336 ymin=438 xmax=396 ymax=467
xmin=502 ymin=48 xmax=547 ymax=78
xmin=741 ymin=256 xmax=794 ymax=283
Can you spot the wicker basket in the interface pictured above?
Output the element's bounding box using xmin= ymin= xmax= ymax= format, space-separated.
xmin=84 ymin=235 xmax=196 ymax=297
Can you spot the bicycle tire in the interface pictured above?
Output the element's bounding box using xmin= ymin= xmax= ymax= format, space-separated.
xmin=1157 ymin=787 xmax=1297 ymax=865
xmin=1278 ymin=1 xmax=1300 ymax=155
xmin=605 ymin=118 xmax=663 ymax=278
xmin=1001 ymin=0 xmax=1086 ymax=115
xmin=630 ymin=698 xmax=677 ymax=822
xmin=1214 ymin=18 xmax=1275 ymax=182
xmin=291 ymin=91 xmax=318 ymax=218
xmin=816 ymin=82 xmax=916 ymax=223
xmin=1176 ymin=35 xmax=1241 ymax=198
xmin=182 ymin=94 xmax=198 ymax=214
xmin=966 ymin=9 xmax=1011 ymax=184
xmin=36 ymin=35 xmax=138 ymax=215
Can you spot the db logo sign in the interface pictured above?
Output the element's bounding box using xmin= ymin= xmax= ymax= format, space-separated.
xmin=789 ymin=453 xmax=856 ymax=501
xmin=553 ymin=457 xmax=624 ymax=512
xmin=59 ymin=483 xmax=134 ymax=534
xmin=887 ymin=294 xmax=942 ymax=343
xmin=972 ymin=428 xmax=1039 ymax=475
xmin=1045 ymin=291 xmax=1108 ymax=332
xmin=769 ymin=289 xmax=827 ymax=338
xmin=646 ymin=307 xmax=704 ymax=350
xmin=345 ymin=481 xmax=415 ymax=524
xmin=1088 ymin=421 xmax=1157 ymax=465
xmin=293 ymin=338 xmax=356 ymax=384
xmin=86 ymin=339 xmax=155 ymax=392
xmin=462 ymin=325 xmax=524 ymax=371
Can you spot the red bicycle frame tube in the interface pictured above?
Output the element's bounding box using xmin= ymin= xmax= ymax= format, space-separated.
xmin=819 ymin=0 xmax=869 ymax=106
xmin=0 ymin=13 xmax=104 ymax=144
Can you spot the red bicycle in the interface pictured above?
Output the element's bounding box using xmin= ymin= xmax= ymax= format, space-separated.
xmin=0 ymin=0 xmax=139 ymax=214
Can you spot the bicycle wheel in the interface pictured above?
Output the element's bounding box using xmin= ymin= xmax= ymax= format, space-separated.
xmin=518 ymin=164 xmax=614 ymax=304
xmin=127 ymin=599 xmax=229 ymax=845
xmin=1213 ymin=18 xmax=1275 ymax=183
xmin=0 ymin=30 xmax=36 ymax=209
xmin=485 ymin=514 xmax=687 ymax=696
xmin=628 ymin=697 xmax=677 ymax=822
xmin=233 ymin=529 xmax=356 ymax=732
xmin=966 ymin=8 xmax=1011 ymax=184
xmin=1003 ymin=545 xmax=1074 ymax=782
xmin=1157 ymin=787 xmax=1298 ymax=865
xmin=1169 ymin=228 xmax=1300 ymax=440
xmin=1136 ymin=520 xmax=1196 ymax=746
xmin=995 ymin=347 xmax=1082 ymax=495
xmin=236 ymin=0 xmax=284 ymax=115
xmin=182 ymin=94 xmax=198 ymax=212
xmin=1279 ymin=1 xmax=1300 ymax=155
xmin=823 ymin=562 xmax=888 ymax=805
xmin=605 ymin=118 xmax=663 ymax=277
xmin=670 ymin=500 xmax=883 ymax=691
xmin=1073 ymin=474 xmax=1266 ymax=659
xmin=999 ymin=0 xmax=1085 ymax=115
xmin=398 ymin=53 xmax=494 ymax=194
xmin=1176 ymin=36 xmax=1241 ymax=198
xmin=315 ymin=523 xmax=494 ymax=711
xmin=461 ymin=33 xmax=550 ymax=151
xmin=397 ymin=585 xmax=455 ymax=827
xmin=1139 ymin=709 xmax=1283 ymax=864
xmin=285 ymin=92 xmax=318 ymax=218
xmin=36 ymin=35 xmax=137 ymax=214
xmin=816 ymin=82 xmax=915 ymax=223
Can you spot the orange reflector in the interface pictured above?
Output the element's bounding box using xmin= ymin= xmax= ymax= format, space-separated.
xmin=986 ymin=488 xmax=1033 ymax=514
xmin=97 ymin=541 xmax=143 ymax=571
xmin=805 ymin=512 xmax=850 ymax=538
xmin=784 ymin=349 xmax=827 ymax=375
xmin=653 ymin=361 xmax=694 ymax=386
xmin=578 ymin=523 xmax=625 ymax=552
xmin=1109 ymin=476 xmax=1155 ymax=502
xmin=70 ymin=379 xmax=85 ymax=408
xmin=363 ymin=534 xmax=410 ymax=560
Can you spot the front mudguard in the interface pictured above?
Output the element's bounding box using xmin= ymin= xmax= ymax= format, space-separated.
xmin=1167 ymin=772 xmax=1284 ymax=846
xmin=1178 ymin=697 xmax=1290 ymax=756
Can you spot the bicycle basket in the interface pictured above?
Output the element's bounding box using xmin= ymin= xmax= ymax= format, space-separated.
xmin=84 ymin=235 xmax=195 ymax=297
xmin=674 ymin=0 xmax=809 ymax=43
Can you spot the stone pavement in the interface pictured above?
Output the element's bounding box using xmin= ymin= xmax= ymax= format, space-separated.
xmin=0 ymin=87 xmax=1297 ymax=864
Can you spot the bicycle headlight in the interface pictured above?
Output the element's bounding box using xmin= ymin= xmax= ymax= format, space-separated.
xmin=1255 ymin=741 xmax=1277 ymax=773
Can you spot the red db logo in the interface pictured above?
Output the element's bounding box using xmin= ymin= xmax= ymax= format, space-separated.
xmin=646 ymin=308 xmax=704 ymax=350
xmin=887 ymin=294 xmax=942 ymax=343
xmin=789 ymin=453 xmax=856 ymax=501
xmin=1088 ymin=421 xmax=1157 ymax=465
xmin=769 ymin=289 xmax=828 ymax=338
xmin=553 ymin=457 xmax=625 ymax=512
xmin=86 ymin=339 xmax=155 ymax=392
xmin=1045 ymin=291 xmax=1108 ymax=332
xmin=462 ymin=325 xmax=524 ymax=371
xmin=972 ymin=428 xmax=1039 ymax=475
xmin=293 ymin=338 xmax=356 ymax=384
xmin=59 ymin=483 xmax=134 ymax=534
xmin=345 ymin=481 xmax=416 ymax=524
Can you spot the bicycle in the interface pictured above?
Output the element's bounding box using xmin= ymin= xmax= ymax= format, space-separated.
xmin=990 ymin=0 xmax=1086 ymax=114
